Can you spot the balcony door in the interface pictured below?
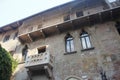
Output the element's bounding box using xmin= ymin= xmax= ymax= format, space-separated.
xmin=37 ymin=46 xmax=46 ymax=54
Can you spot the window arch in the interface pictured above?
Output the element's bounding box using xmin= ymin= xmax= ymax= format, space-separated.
xmin=65 ymin=33 xmax=74 ymax=53
xmin=80 ymin=30 xmax=92 ymax=50
xmin=13 ymin=32 xmax=18 ymax=40
xmin=65 ymin=76 xmax=82 ymax=80
xmin=3 ymin=35 xmax=10 ymax=42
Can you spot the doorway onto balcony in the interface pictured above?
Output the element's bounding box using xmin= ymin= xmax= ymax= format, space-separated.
xmin=37 ymin=46 xmax=46 ymax=54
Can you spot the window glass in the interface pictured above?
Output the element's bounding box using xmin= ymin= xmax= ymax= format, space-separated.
xmin=65 ymin=33 xmax=74 ymax=52
xmin=66 ymin=41 xmax=71 ymax=52
xmin=81 ymin=37 xmax=87 ymax=49
xmin=70 ymin=40 xmax=74 ymax=52
xmin=76 ymin=11 xmax=83 ymax=17
xmin=80 ymin=30 xmax=92 ymax=50
xmin=13 ymin=32 xmax=18 ymax=40
xmin=3 ymin=35 xmax=10 ymax=42
xmin=64 ymin=14 xmax=70 ymax=21
xmin=85 ymin=37 xmax=91 ymax=48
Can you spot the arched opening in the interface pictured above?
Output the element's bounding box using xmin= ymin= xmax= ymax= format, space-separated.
xmin=80 ymin=30 xmax=92 ymax=50
xmin=22 ymin=45 xmax=28 ymax=61
xmin=115 ymin=21 xmax=120 ymax=35
xmin=65 ymin=33 xmax=74 ymax=53
xmin=65 ymin=76 xmax=82 ymax=80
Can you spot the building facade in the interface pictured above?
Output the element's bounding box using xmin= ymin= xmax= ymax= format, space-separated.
xmin=0 ymin=0 xmax=120 ymax=80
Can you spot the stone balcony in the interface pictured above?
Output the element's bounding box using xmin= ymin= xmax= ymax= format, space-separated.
xmin=25 ymin=52 xmax=54 ymax=80
xmin=25 ymin=52 xmax=53 ymax=69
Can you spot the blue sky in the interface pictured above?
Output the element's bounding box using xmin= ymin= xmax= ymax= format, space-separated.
xmin=0 ymin=0 xmax=116 ymax=27
xmin=0 ymin=0 xmax=73 ymax=27
xmin=109 ymin=0 xmax=116 ymax=2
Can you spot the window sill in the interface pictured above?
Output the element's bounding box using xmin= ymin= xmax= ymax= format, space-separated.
xmin=81 ymin=47 xmax=94 ymax=52
xmin=64 ymin=51 xmax=77 ymax=55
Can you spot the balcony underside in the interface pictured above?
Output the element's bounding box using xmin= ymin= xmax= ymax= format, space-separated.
xmin=25 ymin=62 xmax=53 ymax=70
xmin=18 ymin=7 xmax=120 ymax=43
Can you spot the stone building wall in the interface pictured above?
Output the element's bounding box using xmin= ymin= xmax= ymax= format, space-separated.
xmin=9 ymin=21 xmax=120 ymax=80
xmin=0 ymin=0 xmax=120 ymax=80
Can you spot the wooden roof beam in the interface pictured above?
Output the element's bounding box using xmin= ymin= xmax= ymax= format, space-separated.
xmin=28 ymin=34 xmax=33 ymax=42
xmin=40 ymin=29 xmax=46 ymax=38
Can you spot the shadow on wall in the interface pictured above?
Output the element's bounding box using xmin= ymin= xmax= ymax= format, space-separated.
xmin=11 ymin=63 xmax=28 ymax=80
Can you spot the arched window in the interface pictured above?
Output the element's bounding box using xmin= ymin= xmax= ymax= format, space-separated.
xmin=65 ymin=33 xmax=74 ymax=53
xmin=65 ymin=76 xmax=82 ymax=80
xmin=22 ymin=45 xmax=28 ymax=61
xmin=3 ymin=35 xmax=10 ymax=42
xmin=80 ymin=30 xmax=92 ymax=50
xmin=67 ymin=77 xmax=79 ymax=80
xmin=13 ymin=32 xmax=18 ymax=40
xmin=115 ymin=21 xmax=120 ymax=35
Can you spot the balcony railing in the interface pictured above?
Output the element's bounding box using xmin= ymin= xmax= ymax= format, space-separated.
xmin=25 ymin=52 xmax=53 ymax=69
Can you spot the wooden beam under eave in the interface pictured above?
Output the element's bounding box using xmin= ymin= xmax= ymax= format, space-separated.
xmin=87 ymin=16 xmax=91 ymax=26
xmin=40 ymin=29 xmax=46 ymax=38
xmin=44 ymin=66 xmax=53 ymax=78
xmin=70 ymin=20 xmax=76 ymax=30
xmin=56 ymin=26 xmax=61 ymax=33
xmin=18 ymin=37 xmax=24 ymax=44
xmin=110 ymin=10 xmax=113 ymax=20
xmin=28 ymin=34 xmax=33 ymax=42
xmin=99 ymin=13 xmax=103 ymax=23
xmin=0 ymin=28 xmax=5 ymax=33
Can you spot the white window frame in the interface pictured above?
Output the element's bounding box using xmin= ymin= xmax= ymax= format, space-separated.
xmin=65 ymin=33 xmax=75 ymax=53
xmin=80 ymin=31 xmax=92 ymax=50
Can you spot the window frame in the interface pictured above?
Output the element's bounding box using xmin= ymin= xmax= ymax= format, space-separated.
xmin=76 ymin=11 xmax=83 ymax=17
xmin=13 ymin=32 xmax=18 ymax=40
xmin=115 ymin=21 xmax=120 ymax=35
xmin=80 ymin=31 xmax=94 ymax=51
xmin=65 ymin=76 xmax=82 ymax=80
xmin=65 ymin=33 xmax=75 ymax=54
xmin=3 ymin=35 xmax=10 ymax=42
xmin=64 ymin=14 xmax=70 ymax=21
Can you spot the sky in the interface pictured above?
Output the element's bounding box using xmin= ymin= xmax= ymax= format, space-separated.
xmin=0 ymin=0 xmax=73 ymax=27
xmin=0 ymin=0 xmax=116 ymax=27
xmin=109 ymin=0 xmax=116 ymax=2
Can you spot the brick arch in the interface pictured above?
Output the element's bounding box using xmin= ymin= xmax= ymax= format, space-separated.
xmin=65 ymin=75 xmax=82 ymax=80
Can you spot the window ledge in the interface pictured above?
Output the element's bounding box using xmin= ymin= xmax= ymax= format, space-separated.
xmin=64 ymin=51 xmax=77 ymax=55
xmin=81 ymin=47 xmax=94 ymax=52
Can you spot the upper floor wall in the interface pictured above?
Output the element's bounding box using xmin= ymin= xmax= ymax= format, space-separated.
xmin=18 ymin=0 xmax=107 ymax=35
xmin=0 ymin=0 xmax=120 ymax=52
